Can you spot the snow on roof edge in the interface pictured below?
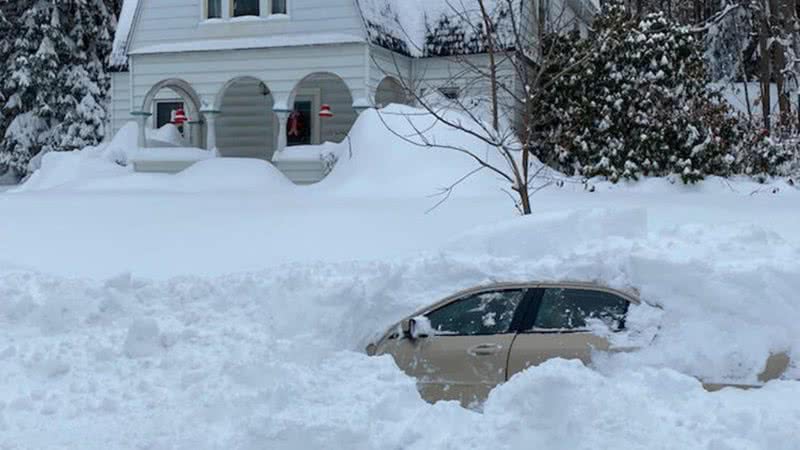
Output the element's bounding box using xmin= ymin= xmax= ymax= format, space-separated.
xmin=356 ymin=0 xmax=524 ymax=58
xmin=110 ymin=0 xmax=139 ymax=68
xmin=128 ymin=34 xmax=366 ymax=56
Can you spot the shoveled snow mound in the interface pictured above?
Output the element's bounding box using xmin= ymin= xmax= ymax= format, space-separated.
xmin=318 ymin=105 xmax=519 ymax=199
xmin=0 ymin=211 xmax=797 ymax=448
xmin=76 ymin=158 xmax=294 ymax=193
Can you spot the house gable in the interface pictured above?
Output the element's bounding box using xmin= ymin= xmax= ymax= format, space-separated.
xmin=116 ymin=0 xmax=367 ymax=62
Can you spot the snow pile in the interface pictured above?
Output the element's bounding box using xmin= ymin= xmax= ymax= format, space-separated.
xmin=13 ymin=106 xmax=519 ymax=200
xmin=0 ymin=211 xmax=798 ymax=448
xmin=146 ymin=123 xmax=185 ymax=148
xmin=12 ymin=147 xmax=131 ymax=193
xmin=72 ymin=158 xmax=293 ymax=193
xmin=317 ymin=105 xmax=515 ymax=198
xmin=12 ymin=122 xmax=293 ymax=194
xmin=168 ymin=158 xmax=293 ymax=192
xmin=444 ymin=208 xmax=648 ymax=259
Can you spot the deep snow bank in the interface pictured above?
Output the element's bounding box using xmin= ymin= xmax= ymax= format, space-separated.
xmin=14 ymin=106 xmax=523 ymax=201
xmin=74 ymin=158 xmax=294 ymax=193
xmin=316 ymin=105 xmax=519 ymax=199
xmin=0 ymin=209 xmax=798 ymax=449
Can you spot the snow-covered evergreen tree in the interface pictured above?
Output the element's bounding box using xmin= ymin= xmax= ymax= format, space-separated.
xmin=0 ymin=7 xmax=11 ymax=137
xmin=533 ymin=5 xmax=744 ymax=183
xmin=0 ymin=0 xmax=118 ymax=179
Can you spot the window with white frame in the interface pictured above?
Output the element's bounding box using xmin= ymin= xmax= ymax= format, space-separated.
xmin=205 ymin=0 xmax=287 ymax=19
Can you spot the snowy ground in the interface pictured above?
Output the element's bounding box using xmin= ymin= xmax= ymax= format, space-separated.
xmin=1 ymin=108 xmax=799 ymax=449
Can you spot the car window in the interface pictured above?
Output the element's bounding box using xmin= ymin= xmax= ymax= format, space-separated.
xmin=530 ymin=288 xmax=629 ymax=332
xmin=426 ymin=289 xmax=525 ymax=336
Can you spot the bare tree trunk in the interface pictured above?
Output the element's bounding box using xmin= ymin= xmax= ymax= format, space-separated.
xmin=478 ymin=0 xmax=500 ymax=132
xmin=771 ymin=0 xmax=792 ymax=127
xmin=742 ymin=62 xmax=755 ymax=124
xmin=759 ymin=3 xmax=773 ymax=132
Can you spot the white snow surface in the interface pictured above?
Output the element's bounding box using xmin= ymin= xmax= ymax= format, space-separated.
xmin=1 ymin=106 xmax=800 ymax=448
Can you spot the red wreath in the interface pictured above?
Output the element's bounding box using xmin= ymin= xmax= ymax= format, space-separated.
xmin=288 ymin=111 xmax=304 ymax=137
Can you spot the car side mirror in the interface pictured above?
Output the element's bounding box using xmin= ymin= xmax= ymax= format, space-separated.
xmin=402 ymin=316 xmax=431 ymax=340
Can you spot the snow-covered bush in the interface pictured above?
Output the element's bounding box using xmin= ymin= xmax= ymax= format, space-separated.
xmin=533 ymin=6 xmax=745 ymax=183
xmin=735 ymin=131 xmax=800 ymax=181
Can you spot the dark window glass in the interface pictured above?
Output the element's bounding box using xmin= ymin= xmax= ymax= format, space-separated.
xmin=426 ymin=290 xmax=525 ymax=336
xmin=234 ymin=0 xmax=260 ymax=16
xmin=286 ymin=100 xmax=312 ymax=146
xmin=531 ymin=288 xmax=629 ymax=332
xmin=207 ymin=0 xmax=222 ymax=18
xmin=156 ymin=101 xmax=184 ymax=129
xmin=272 ymin=0 xmax=287 ymax=14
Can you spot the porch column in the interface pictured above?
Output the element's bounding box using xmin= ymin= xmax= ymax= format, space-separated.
xmin=186 ymin=120 xmax=202 ymax=147
xmin=274 ymin=109 xmax=290 ymax=158
xmin=201 ymin=109 xmax=221 ymax=151
xmin=131 ymin=111 xmax=152 ymax=148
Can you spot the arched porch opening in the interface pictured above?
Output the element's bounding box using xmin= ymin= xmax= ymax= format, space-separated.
xmin=140 ymin=79 xmax=204 ymax=148
xmin=215 ymin=77 xmax=276 ymax=160
xmin=284 ymin=72 xmax=356 ymax=149
xmin=375 ymin=76 xmax=410 ymax=108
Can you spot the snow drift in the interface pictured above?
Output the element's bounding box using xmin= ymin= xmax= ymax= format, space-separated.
xmin=2 ymin=102 xmax=799 ymax=449
xmin=317 ymin=105 xmax=517 ymax=199
xmin=0 ymin=209 xmax=798 ymax=449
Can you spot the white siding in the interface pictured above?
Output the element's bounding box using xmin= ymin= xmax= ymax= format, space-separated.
xmin=412 ymin=54 xmax=518 ymax=123
xmin=217 ymin=78 xmax=275 ymax=159
xmin=302 ymin=74 xmax=357 ymax=144
xmin=129 ymin=43 xmax=368 ymax=113
xmin=368 ymin=46 xmax=413 ymax=105
xmin=110 ymin=71 xmax=132 ymax=137
xmin=128 ymin=0 xmax=365 ymax=54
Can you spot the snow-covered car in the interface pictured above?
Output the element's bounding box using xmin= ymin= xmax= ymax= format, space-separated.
xmin=367 ymin=282 xmax=791 ymax=406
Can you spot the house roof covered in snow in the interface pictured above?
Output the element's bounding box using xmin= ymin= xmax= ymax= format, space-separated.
xmin=355 ymin=0 xmax=524 ymax=57
xmin=110 ymin=0 xmax=138 ymax=68
xmin=111 ymin=0 xmax=597 ymax=66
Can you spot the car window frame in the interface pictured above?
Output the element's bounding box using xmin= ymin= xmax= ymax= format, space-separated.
xmin=421 ymin=287 xmax=537 ymax=337
xmin=519 ymin=287 xmax=633 ymax=334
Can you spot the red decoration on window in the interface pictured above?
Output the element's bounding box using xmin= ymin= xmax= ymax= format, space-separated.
xmin=288 ymin=111 xmax=304 ymax=137
xmin=172 ymin=108 xmax=188 ymax=126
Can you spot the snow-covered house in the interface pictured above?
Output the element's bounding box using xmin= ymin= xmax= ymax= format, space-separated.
xmin=110 ymin=0 xmax=596 ymax=183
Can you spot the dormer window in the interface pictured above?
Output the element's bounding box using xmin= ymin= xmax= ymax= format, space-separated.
xmin=233 ymin=0 xmax=259 ymax=17
xmin=204 ymin=0 xmax=288 ymax=20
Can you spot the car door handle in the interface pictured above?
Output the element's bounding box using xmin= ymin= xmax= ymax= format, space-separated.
xmin=468 ymin=343 xmax=503 ymax=356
